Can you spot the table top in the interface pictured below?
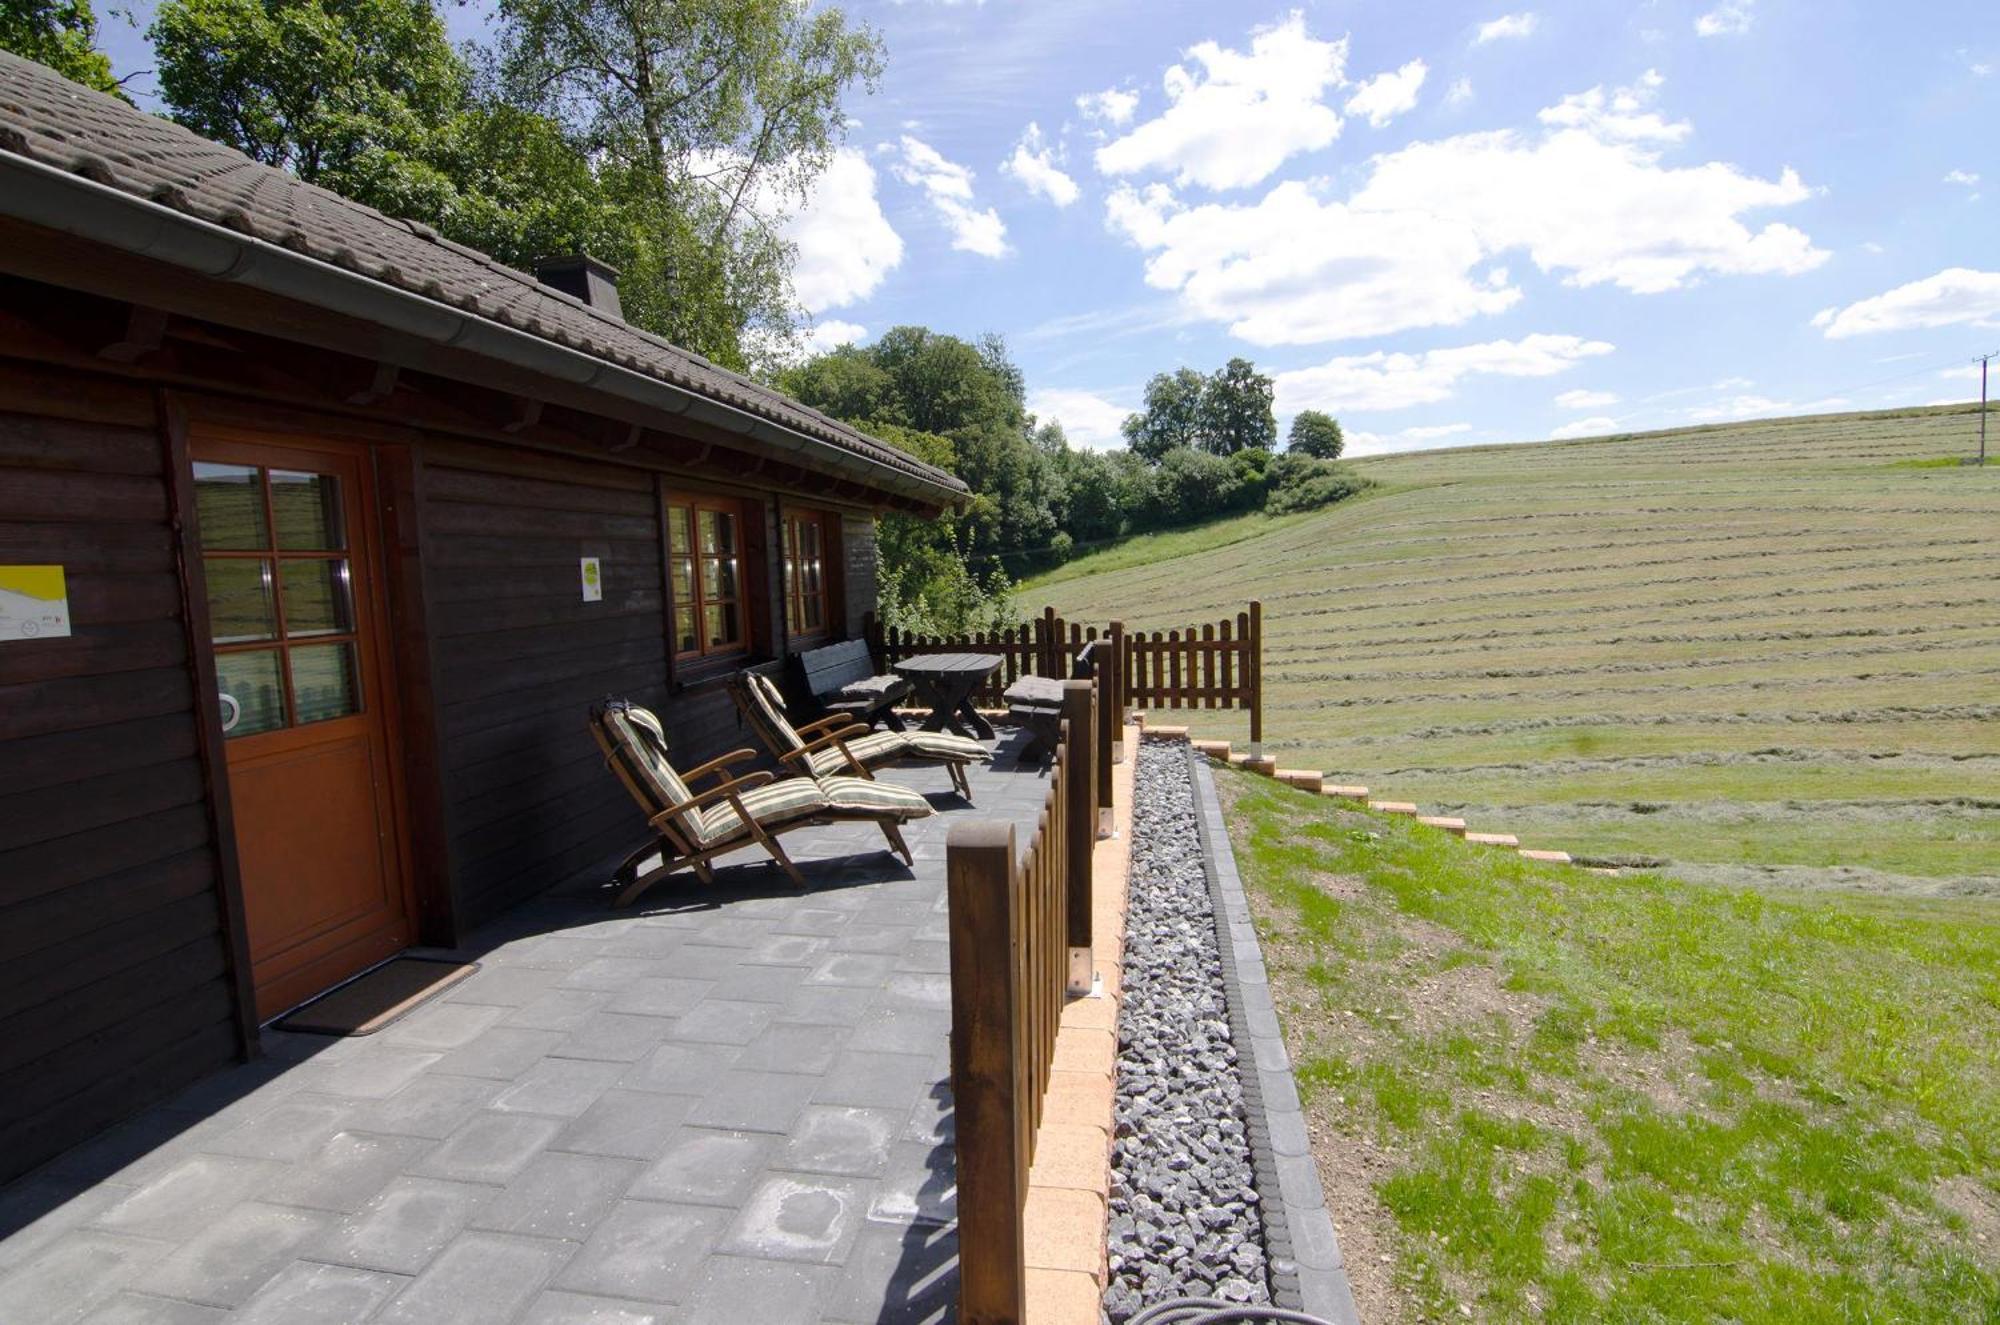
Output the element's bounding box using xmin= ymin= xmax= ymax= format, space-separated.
xmin=893 ymin=652 xmax=1003 ymax=678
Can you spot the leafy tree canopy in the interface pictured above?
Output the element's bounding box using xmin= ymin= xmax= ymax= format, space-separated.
xmin=1121 ymin=366 xmax=1205 ymax=462
xmin=1122 ymin=358 xmax=1276 ymax=460
xmin=1287 ymin=408 xmax=1345 ymax=459
xmin=1 ymin=0 xmax=125 ymax=97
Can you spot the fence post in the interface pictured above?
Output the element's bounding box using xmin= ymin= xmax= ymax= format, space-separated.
xmin=1061 ymin=680 xmax=1096 ymax=996
xmin=1094 ymin=652 xmax=1115 ymax=832
xmin=1248 ymin=599 xmax=1264 ymax=756
xmin=948 ymin=819 xmax=1027 ymax=1325
xmin=1108 ymin=620 xmax=1127 ymax=764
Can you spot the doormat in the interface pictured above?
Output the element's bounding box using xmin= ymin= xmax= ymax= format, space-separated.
xmin=275 ymin=957 xmax=478 ymax=1036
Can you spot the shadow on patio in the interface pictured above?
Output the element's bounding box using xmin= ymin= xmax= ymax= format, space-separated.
xmin=0 ymin=731 xmax=1057 ymax=1324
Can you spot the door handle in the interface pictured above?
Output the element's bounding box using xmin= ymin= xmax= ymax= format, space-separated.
xmin=219 ymin=691 xmax=241 ymax=733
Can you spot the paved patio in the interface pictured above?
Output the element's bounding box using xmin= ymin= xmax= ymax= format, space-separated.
xmin=0 ymin=734 xmax=1059 ymax=1324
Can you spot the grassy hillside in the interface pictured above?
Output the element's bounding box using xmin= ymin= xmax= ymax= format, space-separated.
xmin=1030 ymin=406 xmax=2000 ymax=895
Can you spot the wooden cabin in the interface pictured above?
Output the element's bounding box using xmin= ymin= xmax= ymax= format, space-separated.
xmin=0 ymin=54 xmax=966 ymax=1184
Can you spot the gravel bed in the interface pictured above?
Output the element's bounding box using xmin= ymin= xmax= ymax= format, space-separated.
xmin=1103 ymin=739 xmax=1273 ymax=1321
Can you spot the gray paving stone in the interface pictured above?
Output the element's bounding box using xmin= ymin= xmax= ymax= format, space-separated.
xmin=779 ymin=983 xmax=877 ymax=1027
xmin=198 ymin=1095 xmax=355 ymax=1163
xmin=502 ymin=989 xmax=614 ymax=1032
xmin=131 ymin=1201 xmax=329 ymax=1307
xmin=739 ymin=933 xmax=831 ymax=966
xmin=684 ymin=1069 xmax=820 ymax=1134
xmin=375 ymin=1230 xmax=573 ymax=1325
xmin=553 ymin=1090 xmax=697 ymax=1160
xmin=0 ymin=1231 xmax=174 ymax=1325
xmin=719 ymin=1174 xmax=872 ymax=1265
xmin=380 ymin=1001 xmax=508 ymax=1050
xmin=559 ymin=957 xmax=672 ymax=991
xmin=432 ymin=1027 xmax=566 ymax=1079
xmin=733 ymin=1022 xmax=850 ymax=1075
xmin=688 ymin=917 xmax=776 ymax=948
xmin=92 ymin=1156 xmax=284 ymax=1242
xmin=292 ymin=1047 xmax=444 ymax=1100
xmin=613 ymin=1041 xmax=738 ymax=1097
xmin=266 ymin=1131 xmax=436 ymax=1214
xmin=866 ymin=1141 xmax=954 ymax=1228
xmin=808 ymin=1056 xmax=932 ymax=1112
xmin=229 ymin=1262 xmax=406 ymax=1325
xmin=904 ymin=1085 xmax=953 ymax=1145
xmin=661 ymin=945 xmax=756 ymax=981
xmin=347 ymin=1074 xmax=503 ymax=1139
xmin=778 ymin=1107 xmax=900 ymax=1178
xmin=829 ymin=924 xmax=917 ymax=955
xmin=445 ymin=964 xmax=564 ymax=1008
xmin=804 ymin=953 xmax=898 ymax=987
xmin=706 ymin=962 xmax=811 ymax=1005
xmin=548 ymin=1012 xmax=676 ymax=1063
xmin=0 ymin=1179 xmax=138 ymax=1275
xmin=76 ymin=1292 xmax=228 ymax=1324
xmin=410 ymin=1113 xmax=564 ymax=1185
xmin=1273 ymin=1149 xmax=1327 ymax=1210
xmin=520 ymin=1290 xmax=668 ymax=1324
xmin=491 ymin=1058 xmax=628 ymax=1118
xmin=846 ymin=1006 xmax=950 ymax=1058
xmin=823 ymin=1221 xmax=956 ymax=1325
xmin=592 ymin=926 xmax=691 ymax=960
xmin=678 ymin=1254 xmax=835 ymax=1325
xmin=470 ymin=1152 xmax=643 ymax=1242
xmin=877 ymin=973 xmax=951 ymax=1011
xmin=1288 ymin=1192 xmax=1345 ymax=1271
xmin=603 ymin=977 xmax=713 ymax=1018
xmin=893 ymin=940 xmax=951 ymax=974
xmin=771 ymin=907 xmax=853 ymax=937
xmin=552 ymin=1202 xmax=724 ymax=1303
xmin=627 ymin=1129 xmax=774 ymax=1206
xmin=313 ymin=1176 xmax=495 ymax=1275
xmin=667 ymin=999 xmax=776 ymax=1046
xmin=505 ymin=935 xmax=604 ymax=970
xmin=1266 ymin=1105 xmax=1312 ymax=1158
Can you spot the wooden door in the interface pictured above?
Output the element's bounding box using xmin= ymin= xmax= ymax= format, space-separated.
xmin=190 ymin=436 xmax=411 ymax=1020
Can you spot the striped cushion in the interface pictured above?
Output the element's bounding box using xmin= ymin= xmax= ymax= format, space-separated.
xmin=816 ymin=775 xmax=934 ymax=821
xmin=605 ymin=705 xmax=696 ymax=819
xmin=751 ymin=673 xmax=805 ymax=753
xmin=804 ymin=728 xmax=986 ymax=777
xmin=698 ymin=777 xmax=829 ymax=845
xmin=902 ymin=731 xmax=987 ymax=761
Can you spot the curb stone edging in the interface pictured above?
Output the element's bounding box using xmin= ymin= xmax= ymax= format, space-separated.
xmin=1183 ymin=741 xmax=1362 ymax=1325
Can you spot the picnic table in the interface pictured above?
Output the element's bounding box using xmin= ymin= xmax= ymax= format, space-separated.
xmin=893 ymin=652 xmax=1003 ymax=741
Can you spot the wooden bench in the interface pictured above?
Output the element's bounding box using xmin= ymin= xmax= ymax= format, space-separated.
xmin=795 ymin=639 xmax=909 ymax=730
xmin=1002 ymin=641 xmax=1102 ymax=760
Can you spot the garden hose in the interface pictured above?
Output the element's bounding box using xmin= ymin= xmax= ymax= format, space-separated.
xmin=1127 ymin=1297 xmax=1345 ymax=1325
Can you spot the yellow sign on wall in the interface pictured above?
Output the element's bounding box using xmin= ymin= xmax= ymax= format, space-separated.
xmin=0 ymin=565 xmax=72 ymax=640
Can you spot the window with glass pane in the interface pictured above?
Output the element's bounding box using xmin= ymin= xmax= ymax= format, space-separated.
xmin=785 ymin=511 xmax=832 ymax=641
xmin=664 ymin=494 xmax=747 ymax=659
xmin=194 ymin=460 xmax=363 ymax=736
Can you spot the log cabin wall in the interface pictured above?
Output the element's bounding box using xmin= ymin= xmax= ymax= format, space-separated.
xmin=0 ymin=364 xmax=251 ymax=1185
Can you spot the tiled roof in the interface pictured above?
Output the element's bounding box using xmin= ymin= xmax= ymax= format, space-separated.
xmin=0 ymin=53 xmax=964 ymax=499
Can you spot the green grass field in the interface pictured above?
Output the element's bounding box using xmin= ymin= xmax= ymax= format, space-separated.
xmin=1218 ymin=769 xmax=2000 ymax=1323
xmin=1030 ymin=406 xmax=2000 ymax=896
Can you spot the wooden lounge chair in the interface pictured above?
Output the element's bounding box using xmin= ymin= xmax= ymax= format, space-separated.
xmin=727 ymin=669 xmax=987 ymax=802
xmin=589 ymin=698 xmax=934 ymax=907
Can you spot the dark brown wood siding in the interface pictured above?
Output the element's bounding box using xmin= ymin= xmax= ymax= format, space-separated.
xmin=0 ymin=378 xmax=243 ymax=1185
xmin=422 ymin=457 xmax=751 ymax=929
xmin=841 ymin=515 xmax=878 ymax=641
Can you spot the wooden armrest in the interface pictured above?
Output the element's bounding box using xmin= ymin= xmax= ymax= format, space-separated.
xmin=678 ymin=748 xmax=759 ymax=787
xmin=646 ymin=771 xmax=774 ymax=829
xmin=794 ymin=713 xmax=860 ymax=737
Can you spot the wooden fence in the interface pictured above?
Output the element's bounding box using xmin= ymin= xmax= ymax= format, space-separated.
xmin=947 ymin=679 xmax=1098 ymax=1322
xmin=864 ymin=599 xmax=1262 ymax=745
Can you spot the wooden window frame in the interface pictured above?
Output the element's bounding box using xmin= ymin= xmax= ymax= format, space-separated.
xmin=783 ymin=508 xmax=838 ymax=646
xmin=664 ymin=489 xmax=754 ymax=665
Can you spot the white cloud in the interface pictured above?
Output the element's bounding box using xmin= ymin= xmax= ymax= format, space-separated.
xmin=804 ymin=320 xmax=869 ymax=353
xmin=1445 ymin=77 xmax=1475 ymax=106
xmin=1475 ymin=12 xmax=1538 ymax=43
xmin=1273 ymin=333 xmax=1613 ymax=414
xmin=1002 ymin=123 xmax=1080 ymax=207
xmin=1812 ymin=268 xmax=2000 ymax=338
xmin=892 ymin=136 xmax=1008 ymax=258
xmin=1555 ymin=388 xmax=1620 ymax=409
xmin=1076 ymin=86 xmax=1139 ymax=127
xmin=1094 ymin=12 xmax=1348 ymax=191
xmin=1028 ymin=388 xmax=1133 ymax=450
xmin=1550 ymin=415 xmax=1620 ymax=439
xmin=1945 ymin=170 xmax=1981 ymax=187
xmin=1345 ymin=59 xmax=1427 ymax=128
xmin=780 ymin=149 xmax=904 ymax=312
xmin=1400 ymin=423 xmax=1473 ymax=440
xmin=1695 ymin=2 xmax=1753 ymax=37
xmin=1106 ymin=72 xmax=1824 ymax=344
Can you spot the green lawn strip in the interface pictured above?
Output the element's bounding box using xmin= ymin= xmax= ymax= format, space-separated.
xmin=1018 ymin=508 xmax=1324 ymax=591
xmin=1217 ymin=766 xmax=2000 ymax=1322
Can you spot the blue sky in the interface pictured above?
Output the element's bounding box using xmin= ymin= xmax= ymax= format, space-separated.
xmin=99 ymin=1 xmax=1999 ymax=455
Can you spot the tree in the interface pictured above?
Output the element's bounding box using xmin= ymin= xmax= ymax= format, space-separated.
xmin=1197 ymin=356 xmax=1276 ymax=455
xmin=2 ymin=0 xmax=125 ymax=96
xmin=1287 ymin=408 xmax=1345 ymax=459
xmin=1121 ymin=367 xmax=1205 ymax=462
xmin=494 ymin=0 xmax=883 ymax=365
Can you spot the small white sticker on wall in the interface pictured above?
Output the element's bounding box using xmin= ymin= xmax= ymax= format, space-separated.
xmin=0 ymin=565 xmax=71 ymax=640
xmin=580 ymin=557 xmax=603 ymax=603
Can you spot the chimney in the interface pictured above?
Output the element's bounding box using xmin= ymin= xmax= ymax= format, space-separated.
xmin=534 ymin=254 xmax=623 ymax=320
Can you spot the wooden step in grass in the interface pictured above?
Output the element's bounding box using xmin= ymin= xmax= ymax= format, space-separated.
xmin=1192 ymin=739 xmax=1232 ymax=759
xmin=1519 ymin=849 xmax=1573 ymax=864
xmin=1417 ymin=816 xmax=1468 ymax=835
xmin=1464 ymin=831 xmax=1521 ymax=848
xmin=1369 ymin=801 xmax=1419 ymax=816
xmin=1275 ymin=769 xmax=1323 ymax=793
xmin=1322 ymin=785 xmax=1369 ymax=800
